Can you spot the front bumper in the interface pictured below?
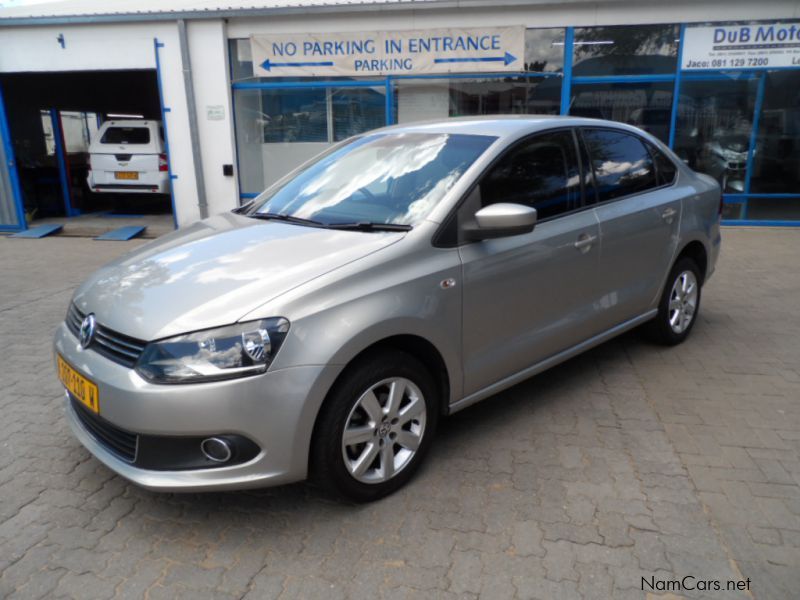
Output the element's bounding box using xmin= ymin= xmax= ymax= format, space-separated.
xmin=54 ymin=322 xmax=336 ymax=492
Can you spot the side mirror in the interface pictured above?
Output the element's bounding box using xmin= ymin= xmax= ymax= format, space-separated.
xmin=464 ymin=203 xmax=538 ymax=241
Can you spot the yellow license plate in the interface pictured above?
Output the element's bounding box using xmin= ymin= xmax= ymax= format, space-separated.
xmin=57 ymin=355 xmax=99 ymax=413
xmin=114 ymin=171 xmax=139 ymax=180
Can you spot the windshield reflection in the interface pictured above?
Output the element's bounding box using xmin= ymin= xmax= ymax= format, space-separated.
xmin=250 ymin=132 xmax=495 ymax=226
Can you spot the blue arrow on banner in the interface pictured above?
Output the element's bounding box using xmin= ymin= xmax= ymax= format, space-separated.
xmin=434 ymin=52 xmax=518 ymax=66
xmin=260 ymin=58 xmax=335 ymax=71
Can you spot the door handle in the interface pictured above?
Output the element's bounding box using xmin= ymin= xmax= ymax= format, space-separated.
xmin=574 ymin=233 xmax=597 ymax=253
xmin=661 ymin=207 xmax=677 ymax=223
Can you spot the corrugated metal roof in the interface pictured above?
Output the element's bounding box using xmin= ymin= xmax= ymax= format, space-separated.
xmin=0 ymin=0 xmax=448 ymax=21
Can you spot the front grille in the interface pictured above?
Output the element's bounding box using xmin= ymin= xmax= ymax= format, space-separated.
xmin=70 ymin=396 xmax=138 ymax=462
xmin=66 ymin=303 xmax=147 ymax=368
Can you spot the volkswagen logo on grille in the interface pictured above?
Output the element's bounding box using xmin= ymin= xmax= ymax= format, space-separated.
xmin=79 ymin=314 xmax=96 ymax=349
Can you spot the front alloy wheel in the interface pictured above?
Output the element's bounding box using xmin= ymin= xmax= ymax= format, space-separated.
xmin=342 ymin=377 xmax=427 ymax=484
xmin=311 ymin=350 xmax=438 ymax=502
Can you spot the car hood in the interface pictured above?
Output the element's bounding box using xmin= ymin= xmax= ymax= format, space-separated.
xmin=72 ymin=212 xmax=404 ymax=341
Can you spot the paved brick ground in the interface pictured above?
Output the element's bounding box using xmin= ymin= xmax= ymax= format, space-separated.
xmin=0 ymin=229 xmax=799 ymax=600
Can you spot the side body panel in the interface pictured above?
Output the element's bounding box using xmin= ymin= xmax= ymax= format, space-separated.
xmin=592 ymin=184 xmax=683 ymax=328
xmin=677 ymin=171 xmax=723 ymax=282
xmin=458 ymin=210 xmax=602 ymax=397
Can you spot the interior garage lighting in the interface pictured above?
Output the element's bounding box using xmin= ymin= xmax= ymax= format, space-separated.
xmin=107 ymin=113 xmax=144 ymax=119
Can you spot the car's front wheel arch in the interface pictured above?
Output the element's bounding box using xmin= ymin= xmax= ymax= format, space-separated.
xmin=308 ymin=341 xmax=445 ymax=501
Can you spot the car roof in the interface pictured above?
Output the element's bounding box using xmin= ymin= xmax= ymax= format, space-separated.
xmin=373 ymin=115 xmax=654 ymax=144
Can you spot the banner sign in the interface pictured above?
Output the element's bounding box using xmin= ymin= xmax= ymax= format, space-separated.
xmin=683 ymin=22 xmax=800 ymax=70
xmin=251 ymin=27 xmax=525 ymax=77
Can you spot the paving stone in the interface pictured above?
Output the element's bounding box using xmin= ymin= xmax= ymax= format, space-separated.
xmin=541 ymin=540 xmax=579 ymax=582
xmin=0 ymin=230 xmax=799 ymax=599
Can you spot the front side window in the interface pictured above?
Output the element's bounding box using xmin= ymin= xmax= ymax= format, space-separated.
xmin=582 ymin=129 xmax=657 ymax=202
xmin=477 ymin=130 xmax=582 ymax=220
xmin=249 ymin=132 xmax=495 ymax=226
xmin=100 ymin=127 xmax=150 ymax=145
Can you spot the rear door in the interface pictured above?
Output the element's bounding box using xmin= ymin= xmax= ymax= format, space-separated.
xmin=90 ymin=123 xmax=160 ymax=185
xmin=580 ymin=128 xmax=682 ymax=329
xmin=458 ymin=129 xmax=603 ymax=396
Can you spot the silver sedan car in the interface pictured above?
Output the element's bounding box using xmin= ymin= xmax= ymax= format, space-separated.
xmin=54 ymin=117 xmax=721 ymax=501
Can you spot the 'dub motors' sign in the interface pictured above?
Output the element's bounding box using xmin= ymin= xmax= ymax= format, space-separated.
xmin=250 ymin=27 xmax=525 ymax=77
xmin=683 ymin=22 xmax=800 ymax=70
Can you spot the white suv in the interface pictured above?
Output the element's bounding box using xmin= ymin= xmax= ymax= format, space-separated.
xmin=87 ymin=120 xmax=169 ymax=194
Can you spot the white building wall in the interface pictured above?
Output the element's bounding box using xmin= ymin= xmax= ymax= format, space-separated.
xmin=0 ymin=22 xmax=205 ymax=227
xmin=0 ymin=23 xmax=157 ymax=72
xmin=227 ymin=0 xmax=797 ymax=36
xmin=1 ymin=0 xmax=797 ymax=227
xmin=187 ymin=19 xmax=238 ymax=216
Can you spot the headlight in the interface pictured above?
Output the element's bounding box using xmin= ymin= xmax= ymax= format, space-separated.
xmin=135 ymin=318 xmax=289 ymax=384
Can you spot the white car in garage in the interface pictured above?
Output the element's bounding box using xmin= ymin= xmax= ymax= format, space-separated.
xmin=87 ymin=120 xmax=170 ymax=194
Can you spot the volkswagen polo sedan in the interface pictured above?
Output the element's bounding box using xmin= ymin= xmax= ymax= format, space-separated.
xmin=54 ymin=117 xmax=721 ymax=501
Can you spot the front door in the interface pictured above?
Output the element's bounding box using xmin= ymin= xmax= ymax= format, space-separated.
xmin=457 ymin=129 xmax=603 ymax=397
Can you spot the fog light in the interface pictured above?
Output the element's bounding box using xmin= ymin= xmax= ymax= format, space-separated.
xmin=200 ymin=437 xmax=232 ymax=463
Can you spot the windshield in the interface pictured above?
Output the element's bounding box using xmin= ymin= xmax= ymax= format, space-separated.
xmin=248 ymin=132 xmax=495 ymax=227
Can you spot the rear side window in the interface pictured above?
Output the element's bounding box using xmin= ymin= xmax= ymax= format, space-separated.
xmin=100 ymin=127 xmax=150 ymax=145
xmin=479 ymin=130 xmax=582 ymax=220
xmin=582 ymin=129 xmax=657 ymax=202
xmin=649 ymin=144 xmax=677 ymax=185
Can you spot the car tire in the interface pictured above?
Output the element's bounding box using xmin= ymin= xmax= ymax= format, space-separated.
xmin=644 ymin=257 xmax=702 ymax=346
xmin=310 ymin=350 xmax=439 ymax=502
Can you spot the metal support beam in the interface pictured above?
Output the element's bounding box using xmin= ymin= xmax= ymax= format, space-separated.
xmin=742 ymin=71 xmax=767 ymax=219
xmin=50 ymin=109 xmax=78 ymax=217
xmin=154 ymin=38 xmax=179 ymax=229
xmin=559 ymin=27 xmax=574 ymax=115
xmin=177 ymin=18 xmax=209 ymax=220
xmin=668 ymin=24 xmax=686 ymax=149
xmin=0 ymin=81 xmax=26 ymax=230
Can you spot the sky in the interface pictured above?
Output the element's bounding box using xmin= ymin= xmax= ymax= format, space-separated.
xmin=0 ymin=0 xmax=67 ymax=6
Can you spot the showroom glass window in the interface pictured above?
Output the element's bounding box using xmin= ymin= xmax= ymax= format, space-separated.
xmin=673 ymin=75 xmax=757 ymax=210
xmin=570 ymin=82 xmax=674 ymax=143
xmin=572 ymin=25 xmax=679 ymax=76
xmin=229 ymin=40 xmax=387 ymax=193
xmin=568 ymin=25 xmax=678 ymax=144
xmin=750 ymin=71 xmax=800 ymax=197
xmin=581 ymin=128 xmax=657 ymax=202
xmin=392 ymin=28 xmax=564 ymax=124
xmin=393 ymin=77 xmax=561 ymax=124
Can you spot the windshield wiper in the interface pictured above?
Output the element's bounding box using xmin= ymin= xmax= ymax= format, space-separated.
xmin=248 ymin=212 xmax=325 ymax=227
xmin=326 ymin=222 xmax=412 ymax=232
xmin=249 ymin=214 xmax=411 ymax=232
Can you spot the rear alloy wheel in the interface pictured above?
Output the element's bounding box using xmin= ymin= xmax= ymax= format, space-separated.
xmin=667 ymin=269 xmax=699 ymax=335
xmin=312 ymin=351 xmax=438 ymax=502
xmin=645 ymin=257 xmax=702 ymax=346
